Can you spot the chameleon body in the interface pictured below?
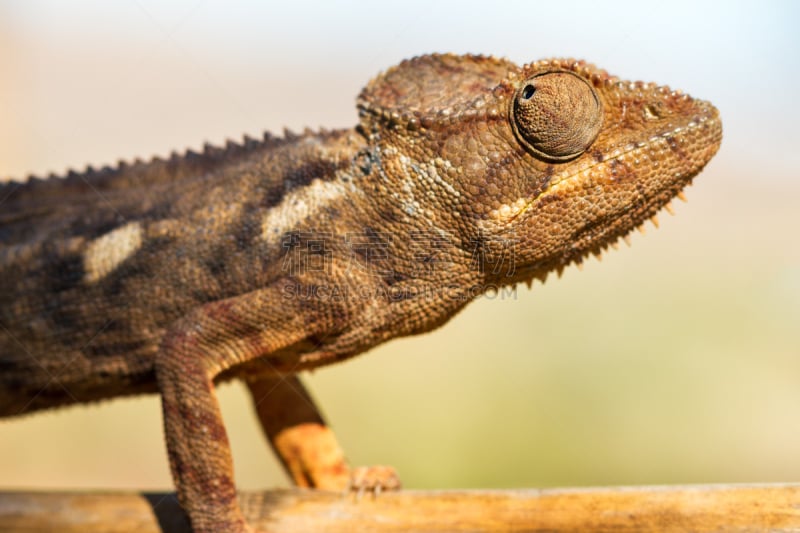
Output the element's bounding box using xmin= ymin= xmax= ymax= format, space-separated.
xmin=0 ymin=54 xmax=722 ymax=532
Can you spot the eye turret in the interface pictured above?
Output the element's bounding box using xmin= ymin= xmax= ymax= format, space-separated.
xmin=510 ymin=71 xmax=603 ymax=161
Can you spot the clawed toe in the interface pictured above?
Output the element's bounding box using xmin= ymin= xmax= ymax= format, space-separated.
xmin=348 ymin=465 xmax=401 ymax=497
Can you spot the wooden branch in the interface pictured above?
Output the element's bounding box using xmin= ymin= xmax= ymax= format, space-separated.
xmin=1 ymin=484 xmax=799 ymax=532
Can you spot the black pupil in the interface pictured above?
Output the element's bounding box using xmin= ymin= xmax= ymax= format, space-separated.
xmin=521 ymin=84 xmax=535 ymax=99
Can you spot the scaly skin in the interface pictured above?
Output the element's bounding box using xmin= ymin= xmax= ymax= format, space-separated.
xmin=0 ymin=54 xmax=722 ymax=532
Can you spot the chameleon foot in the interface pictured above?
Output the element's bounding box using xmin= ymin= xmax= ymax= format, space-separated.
xmin=349 ymin=465 xmax=401 ymax=497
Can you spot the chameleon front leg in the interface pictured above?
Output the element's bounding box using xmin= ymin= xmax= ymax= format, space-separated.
xmin=155 ymin=282 xmax=319 ymax=533
xmin=246 ymin=375 xmax=350 ymax=490
xmin=157 ymin=346 xmax=248 ymax=532
xmin=246 ymin=375 xmax=401 ymax=493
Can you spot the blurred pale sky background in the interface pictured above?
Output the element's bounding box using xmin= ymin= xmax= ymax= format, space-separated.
xmin=1 ymin=1 xmax=799 ymax=492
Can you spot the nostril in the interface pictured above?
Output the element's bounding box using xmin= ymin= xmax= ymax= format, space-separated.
xmin=643 ymin=104 xmax=661 ymax=120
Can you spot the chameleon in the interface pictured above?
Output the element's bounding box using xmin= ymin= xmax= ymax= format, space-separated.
xmin=0 ymin=54 xmax=722 ymax=532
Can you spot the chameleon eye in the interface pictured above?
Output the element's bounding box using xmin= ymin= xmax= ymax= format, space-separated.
xmin=510 ymin=71 xmax=603 ymax=161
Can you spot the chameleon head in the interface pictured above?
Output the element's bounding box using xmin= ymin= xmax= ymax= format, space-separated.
xmin=358 ymin=54 xmax=722 ymax=287
xmin=498 ymin=58 xmax=723 ymax=285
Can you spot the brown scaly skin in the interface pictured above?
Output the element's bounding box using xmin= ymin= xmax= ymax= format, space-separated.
xmin=0 ymin=54 xmax=722 ymax=532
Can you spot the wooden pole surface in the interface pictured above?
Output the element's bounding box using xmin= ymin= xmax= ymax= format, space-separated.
xmin=1 ymin=484 xmax=799 ymax=532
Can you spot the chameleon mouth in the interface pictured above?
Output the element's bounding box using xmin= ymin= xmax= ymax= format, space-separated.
xmin=537 ymin=101 xmax=721 ymax=215
xmin=491 ymin=104 xmax=720 ymax=227
xmin=514 ymin=101 xmax=722 ymax=288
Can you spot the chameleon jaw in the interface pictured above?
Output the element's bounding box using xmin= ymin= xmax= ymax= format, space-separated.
xmin=514 ymin=187 xmax=685 ymax=292
xmin=499 ymin=105 xmax=721 ymax=290
xmin=490 ymin=105 xmax=721 ymax=227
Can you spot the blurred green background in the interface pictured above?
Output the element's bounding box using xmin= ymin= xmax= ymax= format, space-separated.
xmin=1 ymin=0 xmax=798 ymax=491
